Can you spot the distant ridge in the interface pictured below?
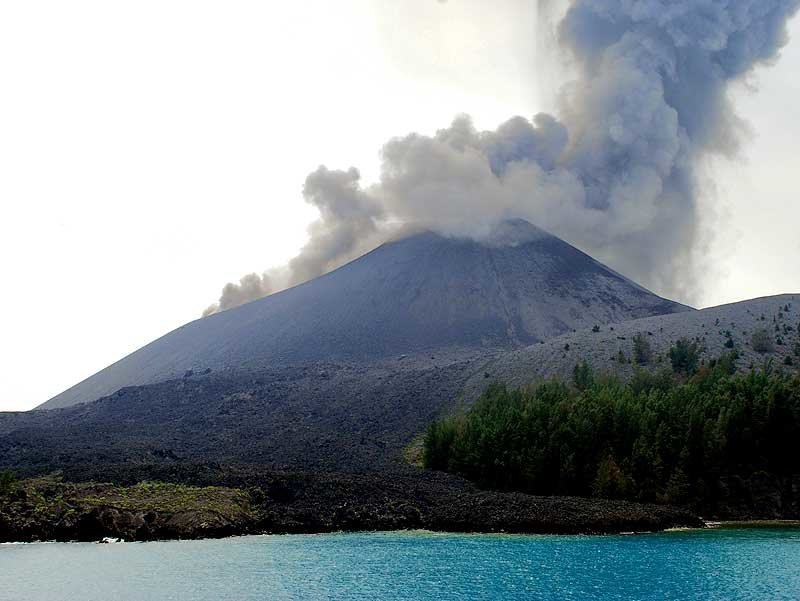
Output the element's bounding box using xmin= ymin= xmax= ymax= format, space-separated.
xmin=463 ymin=293 xmax=800 ymax=400
xmin=40 ymin=219 xmax=689 ymax=409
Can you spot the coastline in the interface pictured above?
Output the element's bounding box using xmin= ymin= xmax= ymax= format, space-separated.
xmin=704 ymin=520 xmax=800 ymax=529
xmin=0 ymin=471 xmax=703 ymax=544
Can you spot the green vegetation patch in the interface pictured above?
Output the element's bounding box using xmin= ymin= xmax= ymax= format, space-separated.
xmin=402 ymin=433 xmax=426 ymax=468
xmin=0 ymin=469 xmax=17 ymax=495
xmin=0 ymin=474 xmax=254 ymax=525
xmin=424 ymin=349 xmax=800 ymax=511
xmin=0 ymin=474 xmax=72 ymax=517
xmin=81 ymin=481 xmax=251 ymax=515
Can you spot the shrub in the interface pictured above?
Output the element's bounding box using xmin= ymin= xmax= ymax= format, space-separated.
xmin=629 ymin=368 xmax=674 ymax=395
xmin=633 ymin=333 xmax=653 ymax=364
xmin=723 ymin=330 xmax=735 ymax=349
xmin=751 ymin=328 xmax=775 ymax=353
xmin=0 ymin=469 xmax=17 ymax=496
xmin=592 ymin=325 xmax=601 ymax=333
xmin=710 ymin=350 xmax=739 ymax=375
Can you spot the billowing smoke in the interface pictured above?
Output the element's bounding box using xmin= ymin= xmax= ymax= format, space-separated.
xmin=203 ymin=166 xmax=388 ymax=315
xmin=204 ymin=0 xmax=799 ymax=315
xmin=202 ymin=272 xmax=274 ymax=316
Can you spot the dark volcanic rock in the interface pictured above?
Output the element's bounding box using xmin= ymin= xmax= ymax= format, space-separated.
xmin=0 ymin=355 xmax=489 ymax=473
xmin=0 ymin=469 xmax=702 ymax=543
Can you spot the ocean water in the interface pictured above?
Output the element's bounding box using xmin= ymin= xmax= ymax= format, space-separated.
xmin=2 ymin=528 xmax=799 ymax=600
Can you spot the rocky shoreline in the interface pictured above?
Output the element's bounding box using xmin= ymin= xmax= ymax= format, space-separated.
xmin=0 ymin=467 xmax=703 ymax=543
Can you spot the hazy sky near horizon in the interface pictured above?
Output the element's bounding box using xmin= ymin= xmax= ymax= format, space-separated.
xmin=1 ymin=1 xmax=799 ymax=411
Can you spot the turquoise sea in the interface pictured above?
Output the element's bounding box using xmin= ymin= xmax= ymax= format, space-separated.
xmin=3 ymin=527 xmax=799 ymax=600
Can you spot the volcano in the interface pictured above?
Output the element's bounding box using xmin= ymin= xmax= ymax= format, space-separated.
xmin=2 ymin=219 xmax=695 ymax=477
xmin=41 ymin=219 xmax=689 ymax=410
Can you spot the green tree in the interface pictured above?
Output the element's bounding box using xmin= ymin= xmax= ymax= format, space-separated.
xmin=0 ymin=469 xmax=17 ymax=496
xmin=572 ymin=361 xmax=594 ymax=391
xmin=592 ymin=454 xmax=631 ymax=499
xmin=423 ymin=419 xmax=460 ymax=471
xmin=669 ymin=338 xmax=700 ymax=375
xmin=661 ymin=468 xmax=690 ymax=505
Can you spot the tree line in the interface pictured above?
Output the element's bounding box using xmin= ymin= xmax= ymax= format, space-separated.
xmin=424 ymin=346 xmax=800 ymax=510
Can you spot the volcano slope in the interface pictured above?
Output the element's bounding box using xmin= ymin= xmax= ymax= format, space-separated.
xmin=1 ymin=220 xmax=689 ymax=474
xmin=40 ymin=219 xmax=688 ymax=411
xmin=463 ymin=293 xmax=800 ymax=402
xmin=0 ymin=221 xmax=703 ymax=536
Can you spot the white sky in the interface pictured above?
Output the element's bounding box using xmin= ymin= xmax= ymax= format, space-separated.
xmin=1 ymin=1 xmax=798 ymax=411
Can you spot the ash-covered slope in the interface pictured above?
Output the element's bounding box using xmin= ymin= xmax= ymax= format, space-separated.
xmin=464 ymin=294 xmax=800 ymax=400
xmin=41 ymin=220 xmax=688 ymax=410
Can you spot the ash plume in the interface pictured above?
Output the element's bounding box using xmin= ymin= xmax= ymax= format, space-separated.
xmin=205 ymin=0 xmax=799 ymax=315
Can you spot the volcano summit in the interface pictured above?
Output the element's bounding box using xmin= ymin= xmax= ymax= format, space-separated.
xmin=41 ymin=219 xmax=688 ymax=411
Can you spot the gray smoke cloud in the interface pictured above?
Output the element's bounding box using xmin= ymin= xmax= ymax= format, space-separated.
xmin=204 ymin=0 xmax=799 ymax=315
xmin=203 ymin=166 xmax=387 ymax=315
